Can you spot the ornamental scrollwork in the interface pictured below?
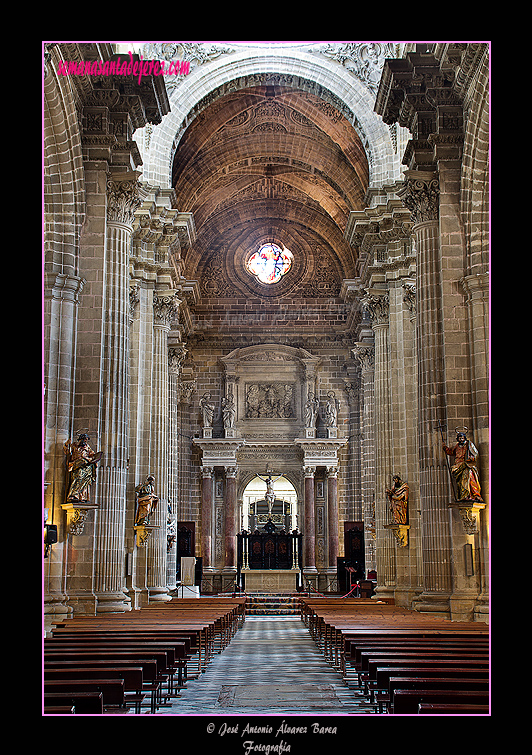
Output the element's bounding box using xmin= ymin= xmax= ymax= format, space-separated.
xmin=398 ymin=173 xmax=440 ymax=225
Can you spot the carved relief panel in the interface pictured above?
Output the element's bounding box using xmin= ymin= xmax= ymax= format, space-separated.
xmin=220 ymin=344 xmax=321 ymax=441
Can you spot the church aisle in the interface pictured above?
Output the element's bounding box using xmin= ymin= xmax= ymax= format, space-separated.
xmin=157 ymin=616 xmax=374 ymax=715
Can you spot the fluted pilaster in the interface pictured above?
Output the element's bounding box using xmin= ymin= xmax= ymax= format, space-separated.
xmin=399 ymin=171 xmax=453 ymax=609
xmin=146 ymin=293 xmax=179 ymax=602
xmin=94 ymin=176 xmax=141 ymax=613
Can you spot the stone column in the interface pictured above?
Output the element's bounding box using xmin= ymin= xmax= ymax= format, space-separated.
xmin=167 ymin=344 xmax=187 ymax=590
xmin=43 ymin=273 xmax=85 ymax=621
xmin=145 ymin=293 xmax=179 ymax=602
xmin=398 ymin=171 xmax=453 ymax=613
xmin=461 ymin=272 xmax=490 ymax=620
xmin=352 ymin=342 xmax=375 ymax=573
xmin=93 ymin=175 xmax=140 ymax=613
xmin=224 ymin=467 xmax=238 ymax=571
xmin=326 ymin=467 xmax=339 ymax=569
xmin=201 ymin=466 xmax=214 ymax=570
xmin=363 ymin=292 xmax=396 ymax=599
xmin=303 ymin=466 xmax=317 ymax=575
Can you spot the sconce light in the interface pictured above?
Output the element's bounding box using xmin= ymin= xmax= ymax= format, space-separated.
xmin=44 ymin=524 xmax=57 ymax=558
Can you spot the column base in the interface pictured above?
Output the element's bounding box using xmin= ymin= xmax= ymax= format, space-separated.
xmin=44 ymin=593 xmax=73 ymax=635
xmin=221 ymin=567 xmax=238 ymax=593
xmin=95 ymin=591 xmax=133 ymax=613
xmin=147 ymin=586 xmax=172 ymax=603
xmin=411 ymin=591 xmax=451 ymax=619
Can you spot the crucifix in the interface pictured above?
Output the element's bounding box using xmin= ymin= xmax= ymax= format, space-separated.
xmin=256 ymin=472 xmax=284 ymax=516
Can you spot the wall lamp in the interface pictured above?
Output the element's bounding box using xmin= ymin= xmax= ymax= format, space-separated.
xmin=44 ymin=524 xmax=57 ymax=558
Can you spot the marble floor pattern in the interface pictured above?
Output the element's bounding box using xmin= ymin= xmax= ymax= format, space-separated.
xmin=156 ymin=616 xmax=374 ymax=715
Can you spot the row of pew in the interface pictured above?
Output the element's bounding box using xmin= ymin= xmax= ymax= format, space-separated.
xmin=43 ymin=597 xmax=246 ymax=714
xmin=299 ymin=597 xmax=490 ymax=714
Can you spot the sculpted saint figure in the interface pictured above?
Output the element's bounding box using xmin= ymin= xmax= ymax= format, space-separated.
xmin=324 ymin=391 xmax=337 ymax=428
xmin=64 ymin=432 xmax=102 ymax=503
xmin=200 ymin=392 xmax=216 ymax=428
xmin=305 ymin=393 xmax=319 ymax=428
xmin=134 ymin=475 xmax=159 ymax=526
xmin=222 ymin=394 xmax=235 ymax=429
xmin=386 ymin=475 xmax=409 ymax=525
xmin=443 ymin=431 xmax=483 ymax=502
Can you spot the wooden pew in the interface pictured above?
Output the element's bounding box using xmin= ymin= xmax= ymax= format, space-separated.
xmin=45 ymin=638 xmax=187 ymax=693
xmin=392 ymin=688 xmax=490 ymax=714
xmin=373 ymin=667 xmax=490 ymax=713
xmin=43 ymin=679 xmax=126 ymax=712
xmin=44 ymin=692 xmax=103 ymax=714
xmin=357 ymin=650 xmax=489 ymax=696
xmin=298 ymin=597 xmax=489 ymax=715
xmin=44 ymin=667 xmax=145 ymax=713
xmin=43 ymin=650 xmax=174 ymax=712
xmin=45 ymin=598 xmax=245 ymax=713
xmin=417 ymin=703 xmax=490 ymax=715
xmin=44 ymin=659 xmax=159 ymax=713
xmin=43 ymin=705 xmax=76 ymax=714
xmin=368 ymin=657 xmax=489 ymax=712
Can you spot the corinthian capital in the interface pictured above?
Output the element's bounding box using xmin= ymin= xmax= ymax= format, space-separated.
xmin=107 ymin=177 xmax=142 ymax=226
xmin=362 ymin=291 xmax=389 ymax=326
xmin=352 ymin=343 xmax=374 ymax=373
xmin=397 ymin=170 xmax=440 ymax=224
xmin=153 ymin=293 xmax=180 ymax=328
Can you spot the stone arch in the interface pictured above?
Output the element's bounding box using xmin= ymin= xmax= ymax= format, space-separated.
xmin=140 ymin=48 xmax=401 ymax=191
xmin=43 ymin=46 xmax=86 ymax=278
xmin=460 ymin=48 xmax=490 ymax=275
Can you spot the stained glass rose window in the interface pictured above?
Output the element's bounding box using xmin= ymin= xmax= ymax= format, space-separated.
xmin=246 ymin=243 xmax=293 ymax=284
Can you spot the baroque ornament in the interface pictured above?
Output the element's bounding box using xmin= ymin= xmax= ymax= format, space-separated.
xmin=312 ymin=43 xmax=397 ymax=94
xmin=398 ymin=173 xmax=440 ymax=225
xmin=107 ymin=179 xmax=141 ymax=226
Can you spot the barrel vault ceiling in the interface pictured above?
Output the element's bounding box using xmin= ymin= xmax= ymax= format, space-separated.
xmin=171 ymin=82 xmax=369 ymax=303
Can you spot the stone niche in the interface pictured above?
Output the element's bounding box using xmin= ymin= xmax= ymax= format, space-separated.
xmin=219 ymin=344 xmax=321 ymax=442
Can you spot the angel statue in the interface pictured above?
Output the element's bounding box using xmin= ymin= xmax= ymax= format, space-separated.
xmin=64 ymin=432 xmax=102 ymax=503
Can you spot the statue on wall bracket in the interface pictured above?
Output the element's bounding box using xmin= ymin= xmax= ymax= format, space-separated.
xmin=222 ymin=391 xmax=236 ymax=437
xmin=384 ymin=474 xmax=410 ymax=547
xmin=442 ymin=428 xmax=483 ymax=503
xmin=324 ymin=391 xmax=338 ymax=438
xmin=437 ymin=423 xmax=485 ymax=534
xmin=304 ymin=393 xmax=319 ymax=437
xmin=200 ymin=392 xmax=216 ymax=437
xmin=134 ymin=475 xmax=159 ymax=547
xmin=62 ymin=431 xmax=102 ymax=535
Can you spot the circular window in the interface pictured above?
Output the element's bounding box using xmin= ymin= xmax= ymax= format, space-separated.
xmin=246 ymin=243 xmax=293 ymax=285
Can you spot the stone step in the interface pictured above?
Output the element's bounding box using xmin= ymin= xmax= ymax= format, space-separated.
xmin=245 ymin=592 xmax=301 ymax=615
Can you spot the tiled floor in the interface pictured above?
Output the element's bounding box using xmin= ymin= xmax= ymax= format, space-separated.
xmin=156 ymin=616 xmax=374 ymax=716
